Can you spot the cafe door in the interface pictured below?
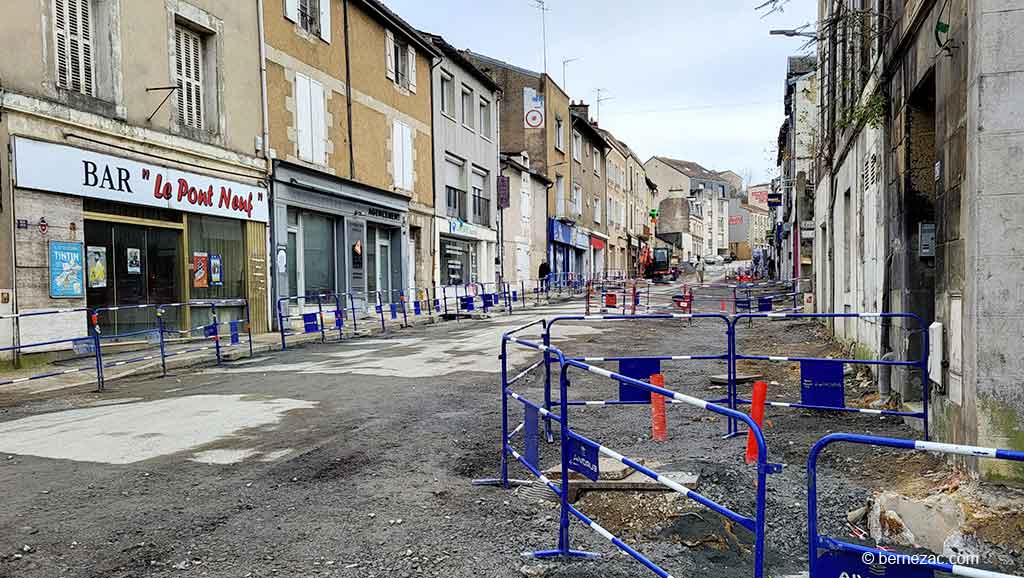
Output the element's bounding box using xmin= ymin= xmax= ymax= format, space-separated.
xmin=85 ymin=220 xmax=182 ymax=335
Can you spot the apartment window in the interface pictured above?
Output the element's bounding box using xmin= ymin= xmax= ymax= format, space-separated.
xmin=175 ymin=26 xmax=205 ymax=130
xmin=461 ymin=86 xmax=475 ymax=129
xmin=54 ymin=0 xmax=95 ymax=96
xmin=555 ymin=116 xmax=565 ymax=151
xmin=285 ymin=0 xmax=330 ymax=42
xmin=471 ymin=169 xmax=490 ymax=227
xmin=385 ymin=30 xmax=417 ymax=92
xmin=479 ymin=97 xmax=492 ymax=139
xmin=572 ymin=184 xmax=583 ymax=216
xmin=440 ymin=71 xmax=455 ymax=116
xmin=445 ymin=157 xmax=466 ymax=220
xmin=392 ymin=120 xmax=414 ymax=190
xmin=298 ymin=0 xmax=320 ymax=36
xmin=295 ymin=72 xmax=326 ymax=164
xmin=572 ymin=131 xmax=582 ymax=161
xmin=594 ymin=195 xmax=601 ymax=224
xmin=594 ymin=149 xmax=601 ymax=176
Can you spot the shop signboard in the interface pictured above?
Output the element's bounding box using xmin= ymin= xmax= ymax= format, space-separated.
xmin=572 ymin=229 xmax=589 ymax=250
xmin=550 ymin=220 xmax=573 ymax=245
xmin=524 ymin=87 xmax=545 ymax=129
xmin=49 ymin=241 xmax=85 ymax=298
xmin=14 ymin=137 xmax=269 ymax=223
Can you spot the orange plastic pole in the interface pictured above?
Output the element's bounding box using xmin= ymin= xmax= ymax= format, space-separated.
xmin=650 ymin=373 xmax=668 ymax=441
xmin=745 ymin=380 xmax=768 ymax=464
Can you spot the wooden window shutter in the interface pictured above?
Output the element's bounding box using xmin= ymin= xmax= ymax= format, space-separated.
xmin=407 ymin=45 xmax=417 ymax=93
xmin=385 ymin=29 xmax=396 ymax=81
xmin=175 ymin=26 xmax=204 ymax=130
xmin=284 ymin=0 xmax=299 ymax=22
xmin=54 ymin=0 xmax=95 ymax=96
xmin=318 ymin=0 xmax=331 ymax=43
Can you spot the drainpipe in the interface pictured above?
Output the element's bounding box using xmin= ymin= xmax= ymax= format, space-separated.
xmin=427 ymin=53 xmax=441 ymax=287
xmin=257 ymin=0 xmax=272 ymax=331
xmin=257 ymin=0 xmax=270 ymax=165
xmin=343 ymin=0 xmax=355 ymax=179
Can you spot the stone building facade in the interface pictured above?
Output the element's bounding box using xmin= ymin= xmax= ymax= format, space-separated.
xmin=0 ymin=0 xmax=270 ymax=351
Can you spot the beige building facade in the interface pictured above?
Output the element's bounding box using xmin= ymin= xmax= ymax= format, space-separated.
xmin=263 ymin=0 xmax=439 ymax=316
xmin=0 ymin=0 xmax=271 ymax=352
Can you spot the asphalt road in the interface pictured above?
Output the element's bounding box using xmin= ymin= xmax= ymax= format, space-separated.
xmin=0 ymin=279 xmax=923 ymax=578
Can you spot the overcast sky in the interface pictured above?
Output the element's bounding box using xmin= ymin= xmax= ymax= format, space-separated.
xmin=382 ymin=0 xmax=817 ymax=186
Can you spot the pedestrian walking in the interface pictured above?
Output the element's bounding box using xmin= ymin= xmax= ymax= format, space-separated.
xmin=696 ymin=256 xmax=705 ymax=284
xmin=538 ymin=261 xmax=551 ymax=292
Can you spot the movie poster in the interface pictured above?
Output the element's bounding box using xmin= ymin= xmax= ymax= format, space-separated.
xmin=210 ymin=254 xmax=222 ymax=286
xmin=193 ymin=252 xmax=209 ymax=288
xmin=127 ymin=248 xmax=141 ymax=274
xmin=87 ymin=246 xmax=107 ymax=288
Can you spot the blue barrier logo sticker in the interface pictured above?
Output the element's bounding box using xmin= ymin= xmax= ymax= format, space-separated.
xmin=567 ymin=436 xmax=600 ymax=482
xmin=801 ymin=359 xmax=845 ymax=409
xmin=203 ymin=323 xmax=218 ymax=338
xmin=334 ymin=309 xmax=344 ymax=329
xmin=302 ymin=312 xmax=320 ymax=333
xmin=736 ymin=298 xmax=752 ymax=310
xmin=758 ymin=296 xmax=773 ymax=312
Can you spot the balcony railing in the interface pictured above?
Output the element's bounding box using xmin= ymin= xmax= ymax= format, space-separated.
xmin=446 ymin=186 xmax=466 ymax=220
xmin=471 ymin=195 xmax=490 ymax=227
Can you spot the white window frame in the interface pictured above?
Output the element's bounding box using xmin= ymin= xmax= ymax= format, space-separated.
xmin=175 ymin=25 xmax=205 ymax=131
xmin=594 ymin=194 xmax=601 ymax=224
xmin=594 ymin=148 xmax=601 ymax=176
xmin=461 ymin=85 xmax=475 ymax=130
xmin=555 ymin=116 xmax=565 ymax=151
xmin=572 ymin=184 xmax=583 ymax=217
xmin=555 ymin=174 xmax=565 ymax=217
xmin=572 ymin=130 xmax=582 ymax=162
xmin=440 ymin=70 xmax=455 ymax=117
xmin=479 ymin=96 xmax=492 ymax=140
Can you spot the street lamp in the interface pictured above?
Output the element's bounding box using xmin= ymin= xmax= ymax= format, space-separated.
xmin=769 ymin=28 xmax=816 ymax=39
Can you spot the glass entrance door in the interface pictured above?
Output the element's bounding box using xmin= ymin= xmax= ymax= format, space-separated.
xmin=85 ymin=220 xmax=181 ymax=336
xmin=377 ymin=237 xmax=391 ymax=301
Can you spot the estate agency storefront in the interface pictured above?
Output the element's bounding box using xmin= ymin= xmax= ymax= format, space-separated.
xmin=436 ymin=217 xmax=497 ymax=287
xmin=270 ymin=162 xmax=410 ymax=321
xmin=11 ymin=137 xmax=269 ymax=341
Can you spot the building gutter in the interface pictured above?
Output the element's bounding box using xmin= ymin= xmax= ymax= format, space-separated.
xmin=257 ymin=0 xmax=270 ymax=168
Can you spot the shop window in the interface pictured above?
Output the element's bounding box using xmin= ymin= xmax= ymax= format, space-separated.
xmin=302 ymin=212 xmax=335 ymax=294
xmin=187 ymin=214 xmax=244 ymax=301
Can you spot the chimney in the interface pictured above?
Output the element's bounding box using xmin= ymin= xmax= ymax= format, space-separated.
xmin=570 ymin=101 xmax=590 ymax=120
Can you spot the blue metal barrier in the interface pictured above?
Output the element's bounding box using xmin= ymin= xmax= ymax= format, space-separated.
xmin=491 ymin=326 xmax=776 ymax=578
xmin=276 ymin=292 xmax=353 ymax=350
xmin=95 ymin=299 xmax=253 ymax=381
xmin=0 ymin=307 xmax=102 ymax=390
xmin=730 ymin=312 xmax=930 ymax=439
xmin=807 ymin=433 xmax=1024 ymax=578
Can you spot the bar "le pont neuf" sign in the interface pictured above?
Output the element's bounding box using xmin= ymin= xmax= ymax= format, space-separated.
xmin=13 ymin=137 xmax=269 ymax=223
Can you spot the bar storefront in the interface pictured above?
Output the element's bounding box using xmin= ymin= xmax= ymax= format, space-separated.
xmin=11 ymin=137 xmax=270 ymax=344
